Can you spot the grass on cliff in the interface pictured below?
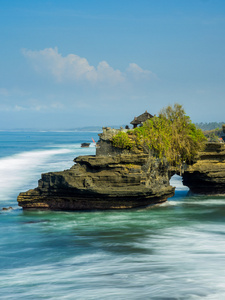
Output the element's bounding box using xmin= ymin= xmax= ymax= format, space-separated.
xmin=112 ymin=104 xmax=207 ymax=166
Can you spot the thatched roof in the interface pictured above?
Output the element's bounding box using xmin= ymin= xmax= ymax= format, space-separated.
xmin=130 ymin=111 xmax=153 ymax=126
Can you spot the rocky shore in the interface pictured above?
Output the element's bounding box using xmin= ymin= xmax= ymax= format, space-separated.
xmin=183 ymin=142 xmax=225 ymax=194
xmin=17 ymin=127 xmax=174 ymax=210
xmin=17 ymin=127 xmax=225 ymax=210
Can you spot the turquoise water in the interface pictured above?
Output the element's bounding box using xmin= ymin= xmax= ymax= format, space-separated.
xmin=1 ymin=132 xmax=225 ymax=299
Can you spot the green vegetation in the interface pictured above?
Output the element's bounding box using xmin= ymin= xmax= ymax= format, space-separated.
xmin=111 ymin=131 xmax=135 ymax=150
xmin=112 ymin=104 xmax=207 ymax=166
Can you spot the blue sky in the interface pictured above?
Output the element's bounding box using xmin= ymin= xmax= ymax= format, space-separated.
xmin=1 ymin=0 xmax=225 ymax=129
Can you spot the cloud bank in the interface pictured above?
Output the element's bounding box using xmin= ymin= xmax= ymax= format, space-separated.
xmin=22 ymin=47 xmax=156 ymax=85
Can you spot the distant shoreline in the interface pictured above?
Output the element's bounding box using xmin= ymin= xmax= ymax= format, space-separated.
xmin=0 ymin=125 xmax=125 ymax=132
xmin=1 ymin=122 xmax=224 ymax=132
xmin=0 ymin=130 xmax=102 ymax=133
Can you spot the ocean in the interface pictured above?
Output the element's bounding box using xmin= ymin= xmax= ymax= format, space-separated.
xmin=1 ymin=131 xmax=225 ymax=300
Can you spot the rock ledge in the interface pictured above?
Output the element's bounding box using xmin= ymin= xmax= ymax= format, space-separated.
xmin=18 ymin=151 xmax=174 ymax=210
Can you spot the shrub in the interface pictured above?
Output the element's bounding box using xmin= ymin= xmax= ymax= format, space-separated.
xmin=111 ymin=131 xmax=135 ymax=150
xmin=112 ymin=104 xmax=207 ymax=166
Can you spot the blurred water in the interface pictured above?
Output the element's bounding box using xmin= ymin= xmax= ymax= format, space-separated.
xmin=1 ymin=132 xmax=225 ymax=299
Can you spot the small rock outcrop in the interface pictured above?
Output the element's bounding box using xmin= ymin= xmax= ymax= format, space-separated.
xmin=17 ymin=128 xmax=174 ymax=210
xmin=1 ymin=207 xmax=13 ymax=211
xmin=183 ymin=142 xmax=225 ymax=194
xmin=81 ymin=143 xmax=90 ymax=148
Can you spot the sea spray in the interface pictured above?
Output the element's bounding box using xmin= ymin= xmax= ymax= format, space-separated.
xmin=0 ymin=148 xmax=73 ymax=202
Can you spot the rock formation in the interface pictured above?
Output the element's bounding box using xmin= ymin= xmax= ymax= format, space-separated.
xmin=17 ymin=127 xmax=174 ymax=210
xmin=183 ymin=142 xmax=225 ymax=194
xmin=17 ymin=126 xmax=225 ymax=210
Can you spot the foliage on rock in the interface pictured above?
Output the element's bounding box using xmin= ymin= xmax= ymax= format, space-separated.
xmin=112 ymin=104 xmax=207 ymax=166
xmin=111 ymin=131 xmax=135 ymax=150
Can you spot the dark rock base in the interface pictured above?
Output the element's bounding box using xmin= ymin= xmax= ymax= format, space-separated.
xmin=17 ymin=193 xmax=174 ymax=211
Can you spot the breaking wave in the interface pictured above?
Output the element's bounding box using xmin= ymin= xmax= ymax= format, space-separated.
xmin=0 ymin=144 xmax=95 ymax=204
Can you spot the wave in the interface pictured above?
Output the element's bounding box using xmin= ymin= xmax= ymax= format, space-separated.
xmin=0 ymin=147 xmax=78 ymax=204
xmin=47 ymin=142 xmax=96 ymax=149
xmin=0 ymin=143 xmax=96 ymax=206
xmin=165 ymin=197 xmax=225 ymax=208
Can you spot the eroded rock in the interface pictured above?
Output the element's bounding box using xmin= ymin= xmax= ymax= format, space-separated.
xmin=17 ymin=153 xmax=174 ymax=210
xmin=183 ymin=142 xmax=225 ymax=194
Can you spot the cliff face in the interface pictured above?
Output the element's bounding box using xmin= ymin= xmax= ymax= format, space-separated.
xmin=183 ymin=142 xmax=225 ymax=194
xmin=17 ymin=153 xmax=174 ymax=210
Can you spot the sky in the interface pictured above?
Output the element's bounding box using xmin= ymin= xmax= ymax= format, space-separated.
xmin=1 ymin=0 xmax=225 ymax=129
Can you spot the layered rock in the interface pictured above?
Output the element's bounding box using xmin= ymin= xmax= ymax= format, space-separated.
xmin=183 ymin=142 xmax=225 ymax=194
xmin=18 ymin=126 xmax=225 ymax=210
xmin=17 ymin=153 xmax=174 ymax=210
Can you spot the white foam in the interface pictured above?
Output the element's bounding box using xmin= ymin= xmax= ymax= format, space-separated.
xmin=0 ymin=142 xmax=96 ymax=204
xmin=48 ymin=142 xmax=96 ymax=149
xmin=0 ymin=148 xmax=72 ymax=201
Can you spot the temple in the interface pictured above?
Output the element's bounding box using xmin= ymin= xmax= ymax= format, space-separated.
xmin=130 ymin=110 xmax=153 ymax=128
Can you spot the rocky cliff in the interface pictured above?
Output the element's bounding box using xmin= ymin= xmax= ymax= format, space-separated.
xmin=17 ymin=127 xmax=174 ymax=210
xmin=183 ymin=142 xmax=225 ymax=194
xmin=17 ymin=154 xmax=174 ymax=210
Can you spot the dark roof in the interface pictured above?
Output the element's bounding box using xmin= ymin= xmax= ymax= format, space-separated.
xmin=130 ymin=110 xmax=153 ymax=125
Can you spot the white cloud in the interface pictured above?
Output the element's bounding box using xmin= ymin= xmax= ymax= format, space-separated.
xmin=22 ymin=47 xmax=156 ymax=86
xmin=126 ymin=63 xmax=157 ymax=80
xmin=0 ymin=100 xmax=65 ymax=112
xmin=0 ymin=104 xmax=27 ymax=112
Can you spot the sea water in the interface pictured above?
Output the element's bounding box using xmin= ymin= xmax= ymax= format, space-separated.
xmin=1 ymin=132 xmax=225 ymax=300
